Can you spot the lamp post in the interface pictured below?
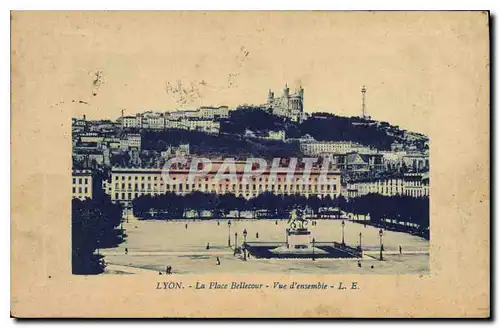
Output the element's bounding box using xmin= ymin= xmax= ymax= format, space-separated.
xmin=228 ymin=220 xmax=232 ymax=247
xmin=359 ymin=232 xmax=362 ymax=250
xmin=341 ymin=220 xmax=345 ymax=245
xmin=235 ymin=232 xmax=238 ymax=247
xmin=243 ymin=229 xmax=248 ymax=260
xmin=312 ymin=238 xmax=316 ymax=261
xmin=285 ymin=228 xmax=289 ymax=248
xmin=379 ymin=229 xmax=384 ymax=261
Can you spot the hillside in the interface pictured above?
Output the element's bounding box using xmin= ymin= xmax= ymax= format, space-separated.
xmin=220 ymin=108 xmax=426 ymax=151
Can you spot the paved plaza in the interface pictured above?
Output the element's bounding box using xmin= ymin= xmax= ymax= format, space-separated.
xmin=101 ymin=216 xmax=429 ymax=275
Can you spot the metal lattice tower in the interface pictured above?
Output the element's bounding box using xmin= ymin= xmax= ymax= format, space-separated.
xmin=361 ymin=85 xmax=367 ymax=119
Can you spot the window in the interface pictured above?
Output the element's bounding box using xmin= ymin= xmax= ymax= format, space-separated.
xmin=78 ymin=178 xmax=82 ymax=184
xmin=115 ymin=193 xmax=118 ymax=199
xmin=84 ymin=187 xmax=88 ymax=193
xmin=121 ymin=193 xmax=125 ymax=199
xmin=128 ymin=183 xmax=131 ymax=188
xmin=122 ymin=176 xmax=125 ymax=180
xmin=72 ymin=178 xmax=76 ymax=184
xmin=72 ymin=187 xmax=76 ymax=193
xmin=122 ymin=183 xmax=125 ymax=189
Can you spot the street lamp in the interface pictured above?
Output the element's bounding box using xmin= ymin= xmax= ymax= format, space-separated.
xmin=235 ymin=232 xmax=238 ymax=247
xmin=379 ymin=229 xmax=384 ymax=261
xmin=312 ymin=237 xmax=316 ymax=261
xmin=341 ymin=220 xmax=345 ymax=245
xmin=228 ymin=220 xmax=232 ymax=247
xmin=243 ymin=229 xmax=248 ymax=261
xmin=359 ymin=232 xmax=362 ymax=250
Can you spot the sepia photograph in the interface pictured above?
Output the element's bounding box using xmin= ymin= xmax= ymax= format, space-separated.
xmin=11 ymin=10 xmax=489 ymax=318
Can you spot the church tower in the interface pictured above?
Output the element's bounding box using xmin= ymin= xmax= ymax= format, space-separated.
xmin=283 ymin=84 xmax=290 ymax=99
xmin=267 ymin=89 xmax=274 ymax=104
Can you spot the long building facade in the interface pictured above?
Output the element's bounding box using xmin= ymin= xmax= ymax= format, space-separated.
xmin=345 ymin=172 xmax=429 ymax=198
xmin=104 ymin=162 xmax=342 ymax=205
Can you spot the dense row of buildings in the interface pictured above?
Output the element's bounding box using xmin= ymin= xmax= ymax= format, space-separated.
xmin=71 ymin=83 xmax=430 ymax=205
xmin=119 ymin=107 xmax=227 ymax=133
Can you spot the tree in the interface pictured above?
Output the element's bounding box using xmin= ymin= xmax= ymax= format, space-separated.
xmin=72 ymin=198 xmax=123 ymax=275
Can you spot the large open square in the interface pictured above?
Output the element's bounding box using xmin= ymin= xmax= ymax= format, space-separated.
xmin=101 ymin=216 xmax=429 ymax=275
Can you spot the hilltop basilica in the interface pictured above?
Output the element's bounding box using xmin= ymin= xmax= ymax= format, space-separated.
xmin=265 ymin=84 xmax=307 ymax=123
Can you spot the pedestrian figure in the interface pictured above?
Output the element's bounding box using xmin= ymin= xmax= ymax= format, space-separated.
xmin=216 ymin=257 xmax=221 ymax=265
xmin=185 ymin=223 xmax=188 ymax=229
xmin=125 ymin=248 xmax=128 ymax=255
xmin=399 ymin=245 xmax=402 ymax=255
xmin=217 ymin=221 xmax=220 ymax=226
xmin=158 ymin=271 xmax=162 ymax=275
xmin=166 ymin=265 xmax=172 ymax=274
xmin=357 ymin=260 xmax=362 ymax=268
xmin=370 ymin=265 xmax=374 ymax=269
xmin=275 ymin=220 xmax=278 ymax=225
xmin=206 ymin=242 xmax=210 ymax=250
xmin=256 ymin=232 xmax=259 ymax=239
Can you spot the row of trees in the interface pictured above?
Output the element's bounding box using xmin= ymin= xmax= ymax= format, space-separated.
xmin=72 ymin=196 xmax=124 ymax=274
xmin=345 ymin=194 xmax=430 ymax=234
xmin=132 ymin=191 xmax=343 ymax=220
xmin=132 ymin=191 xmax=429 ymax=236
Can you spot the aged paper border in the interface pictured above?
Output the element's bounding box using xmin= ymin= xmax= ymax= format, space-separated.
xmin=10 ymin=11 xmax=490 ymax=318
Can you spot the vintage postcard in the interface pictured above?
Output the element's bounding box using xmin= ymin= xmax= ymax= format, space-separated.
xmin=11 ymin=11 xmax=490 ymax=318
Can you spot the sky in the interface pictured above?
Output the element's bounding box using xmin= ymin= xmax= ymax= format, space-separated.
xmin=17 ymin=12 xmax=489 ymax=137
